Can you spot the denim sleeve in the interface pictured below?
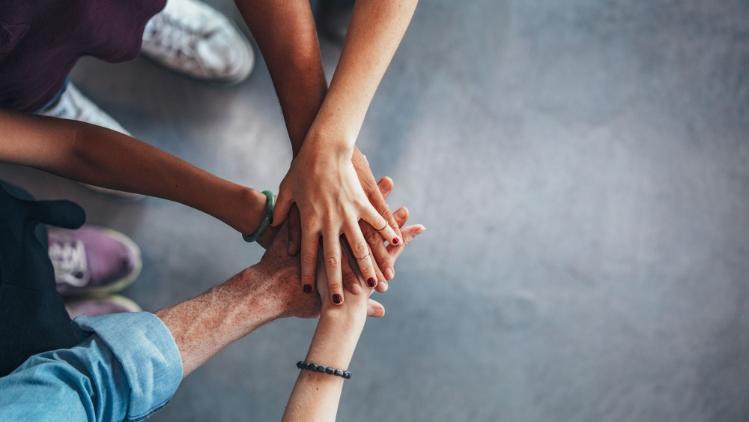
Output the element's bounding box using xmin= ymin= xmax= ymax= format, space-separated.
xmin=0 ymin=312 xmax=183 ymax=422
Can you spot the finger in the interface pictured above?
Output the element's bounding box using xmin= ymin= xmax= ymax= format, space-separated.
xmin=377 ymin=176 xmax=393 ymax=199
xmin=373 ymin=176 xmax=402 ymax=240
xmin=388 ymin=224 xmax=426 ymax=258
xmin=368 ymin=178 xmax=402 ymax=245
xmin=362 ymin=221 xmax=394 ymax=281
xmin=341 ymin=245 xmax=362 ymax=295
xmin=287 ymin=205 xmax=301 ymax=256
xmin=376 ymin=207 xmax=409 ymax=287
xmin=366 ymin=299 xmax=386 ymax=318
xmin=300 ymin=228 xmax=320 ymax=294
xmin=323 ymin=228 xmax=344 ymax=305
xmin=375 ymin=278 xmax=389 ymax=293
xmin=377 ymin=280 xmax=389 ymax=292
xmin=401 ymin=224 xmax=426 ymax=245
xmin=361 ymin=204 xmax=400 ymax=246
xmin=271 ymin=187 xmax=292 ymax=227
xmin=344 ymin=221 xmax=378 ymax=289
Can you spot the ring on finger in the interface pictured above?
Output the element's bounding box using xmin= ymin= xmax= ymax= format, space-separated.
xmin=375 ymin=222 xmax=388 ymax=232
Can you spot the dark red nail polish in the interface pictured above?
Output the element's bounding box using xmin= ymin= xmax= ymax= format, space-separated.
xmin=303 ymin=285 xmax=312 ymax=294
xmin=332 ymin=294 xmax=343 ymax=304
xmin=367 ymin=278 xmax=377 ymax=287
xmin=392 ymin=237 xmax=400 ymax=245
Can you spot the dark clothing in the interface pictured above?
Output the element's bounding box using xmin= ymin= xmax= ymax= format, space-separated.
xmin=0 ymin=182 xmax=88 ymax=376
xmin=0 ymin=0 xmax=165 ymax=111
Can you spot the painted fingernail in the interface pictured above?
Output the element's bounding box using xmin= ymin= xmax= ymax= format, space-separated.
xmin=303 ymin=285 xmax=312 ymax=294
xmin=332 ymin=294 xmax=343 ymax=304
xmin=392 ymin=237 xmax=400 ymax=245
xmin=367 ymin=278 xmax=377 ymax=287
xmin=384 ymin=268 xmax=395 ymax=280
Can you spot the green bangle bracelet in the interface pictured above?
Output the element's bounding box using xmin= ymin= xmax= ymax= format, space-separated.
xmin=242 ymin=190 xmax=275 ymax=243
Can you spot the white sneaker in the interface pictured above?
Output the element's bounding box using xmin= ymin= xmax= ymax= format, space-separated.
xmin=142 ymin=0 xmax=254 ymax=83
xmin=37 ymin=84 xmax=145 ymax=200
xmin=39 ymin=83 xmax=131 ymax=136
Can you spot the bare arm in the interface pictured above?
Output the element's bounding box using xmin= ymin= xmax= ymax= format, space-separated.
xmin=234 ymin=0 xmax=326 ymax=155
xmin=282 ymin=271 xmax=367 ymax=421
xmin=237 ymin=0 xmax=415 ymax=300
xmin=156 ymin=263 xmax=297 ymax=376
xmin=283 ymin=208 xmax=425 ymax=422
xmin=309 ymin=0 xmax=419 ymax=145
xmin=0 ymin=110 xmax=266 ymax=235
xmin=156 ymin=209 xmax=422 ymax=378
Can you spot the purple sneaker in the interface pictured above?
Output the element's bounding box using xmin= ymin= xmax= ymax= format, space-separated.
xmin=65 ymin=295 xmax=142 ymax=318
xmin=48 ymin=225 xmax=142 ymax=296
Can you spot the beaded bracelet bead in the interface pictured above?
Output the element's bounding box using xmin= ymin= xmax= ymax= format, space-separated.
xmin=296 ymin=361 xmax=352 ymax=380
xmin=242 ymin=190 xmax=275 ymax=243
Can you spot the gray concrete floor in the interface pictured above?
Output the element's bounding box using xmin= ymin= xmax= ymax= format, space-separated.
xmin=2 ymin=0 xmax=749 ymax=420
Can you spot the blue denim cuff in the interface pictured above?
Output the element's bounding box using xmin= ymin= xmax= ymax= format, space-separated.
xmin=76 ymin=312 xmax=183 ymax=420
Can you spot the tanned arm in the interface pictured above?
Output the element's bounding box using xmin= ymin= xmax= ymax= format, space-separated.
xmin=0 ymin=110 xmax=266 ymax=235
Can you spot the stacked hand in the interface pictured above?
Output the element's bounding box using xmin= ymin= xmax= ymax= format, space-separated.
xmin=271 ymin=137 xmax=405 ymax=305
xmin=258 ymin=176 xmax=424 ymax=319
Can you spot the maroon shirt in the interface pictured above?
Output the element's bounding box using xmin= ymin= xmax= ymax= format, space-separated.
xmin=0 ymin=0 xmax=165 ymax=112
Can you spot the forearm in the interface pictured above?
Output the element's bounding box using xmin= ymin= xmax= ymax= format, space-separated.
xmin=311 ymin=0 xmax=418 ymax=147
xmin=235 ymin=0 xmax=327 ymax=155
xmin=283 ymin=289 xmax=367 ymax=421
xmin=0 ymin=111 xmax=266 ymax=234
xmin=156 ymin=264 xmax=286 ymax=376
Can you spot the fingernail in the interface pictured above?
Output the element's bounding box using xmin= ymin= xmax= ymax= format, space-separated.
xmin=384 ymin=268 xmax=395 ymax=280
xmin=303 ymin=285 xmax=312 ymax=294
xmin=367 ymin=278 xmax=377 ymax=287
xmin=332 ymin=294 xmax=343 ymax=304
xmin=392 ymin=237 xmax=400 ymax=245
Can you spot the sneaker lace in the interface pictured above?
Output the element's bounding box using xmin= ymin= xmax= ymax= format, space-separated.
xmin=144 ymin=10 xmax=216 ymax=68
xmin=49 ymin=240 xmax=90 ymax=287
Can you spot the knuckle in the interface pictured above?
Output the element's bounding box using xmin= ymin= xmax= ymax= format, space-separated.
xmin=301 ymin=214 xmax=318 ymax=228
xmin=301 ymin=253 xmax=317 ymax=266
xmin=352 ymin=239 xmax=369 ymax=256
xmin=325 ymin=256 xmax=338 ymax=267
xmin=328 ymin=281 xmax=343 ymax=292
xmin=301 ymin=273 xmax=314 ymax=283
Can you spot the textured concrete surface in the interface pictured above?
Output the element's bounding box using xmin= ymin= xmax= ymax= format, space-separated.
xmin=2 ymin=0 xmax=749 ymax=421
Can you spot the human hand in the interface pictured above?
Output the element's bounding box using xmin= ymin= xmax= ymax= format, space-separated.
xmin=285 ymin=148 xmax=402 ymax=286
xmin=257 ymin=182 xmax=419 ymax=319
xmin=271 ymin=138 xmax=400 ymax=306
xmin=316 ymin=205 xmax=425 ymax=318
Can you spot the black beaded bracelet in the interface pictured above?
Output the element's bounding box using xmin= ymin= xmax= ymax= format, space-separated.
xmin=296 ymin=361 xmax=352 ymax=380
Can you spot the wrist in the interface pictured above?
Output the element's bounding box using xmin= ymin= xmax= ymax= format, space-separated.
xmin=233 ymin=187 xmax=268 ymax=235
xmin=306 ymin=308 xmax=366 ymax=369
xmin=319 ymin=301 xmax=368 ymax=330
xmin=303 ymin=126 xmax=355 ymax=160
